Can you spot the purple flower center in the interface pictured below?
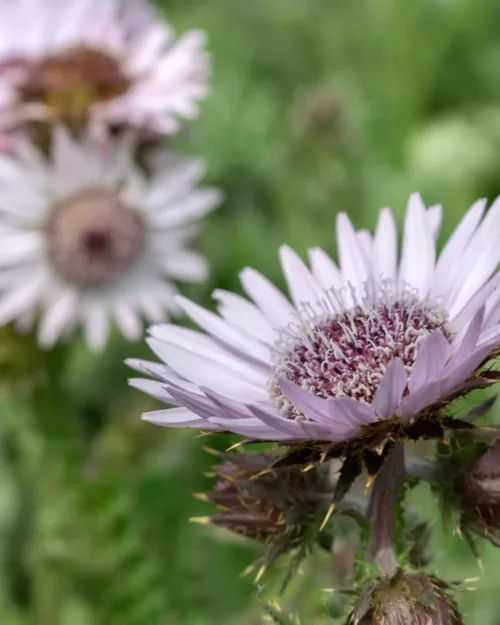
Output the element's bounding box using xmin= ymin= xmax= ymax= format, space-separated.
xmin=45 ymin=188 xmax=146 ymax=288
xmin=270 ymin=292 xmax=452 ymax=418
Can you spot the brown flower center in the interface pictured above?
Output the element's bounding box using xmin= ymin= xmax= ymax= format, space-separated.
xmin=45 ymin=188 xmax=146 ymax=288
xmin=18 ymin=46 xmax=130 ymax=125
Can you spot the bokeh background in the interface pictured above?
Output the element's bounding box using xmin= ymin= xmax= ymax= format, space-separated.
xmin=1 ymin=0 xmax=500 ymax=622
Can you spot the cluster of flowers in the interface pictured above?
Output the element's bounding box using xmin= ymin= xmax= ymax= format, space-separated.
xmin=3 ymin=1 xmax=500 ymax=623
xmin=0 ymin=0 xmax=220 ymax=349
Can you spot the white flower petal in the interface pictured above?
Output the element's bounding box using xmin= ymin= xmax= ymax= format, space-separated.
xmin=247 ymin=404 xmax=306 ymax=436
xmin=427 ymin=204 xmax=442 ymax=241
xmin=82 ymin=299 xmax=110 ymax=352
xmin=446 ymin=197 xmax=500 ymax=317
xmin=210 ymin=416 xmax=298 ymax=440
xmin=159 ymin=250 xmax=208 ymax=283
xmin=451 ymin=306 xmax=485 ymax=368
xmin=0 ymin=270 xmax=46 ymax=324
xmin=440 ymin=337 xmax=500 ymax=397
xmin=168 ymin=386 xmax=217 ymax=420
xmin=398 ymin=193 xmax=435 ymax=297
xmin=149 ymin=322 xmax=215 ymax=351
xmin=298 ymin=419 xmax=354 ymax=442
xmin=144 ymin=155 xmax=205 ymax=207
xmin=356 ymin=230 xmax=373 ymax=263
xmin=146 ymin=337 xmax=268 ymax=401
xmin=279 ymin=245 xmax=322 ymax=311
xmin=126 ymin=358 xmax=173 ymax=380
xmin=400 ymin=327 xmax=500 ymax=420
xmin=212 ymin=289 xmax=276 ymax=345
xmin=279 ymin=378 xmax=374 ymax=428
xmin=0 ymin=231 xmax=42 ymax=267
xmin=336 ymin=212 xmax=369 ymax=300
xmin=483 ymin=288 xmax=500 ymax=333
xmin=372 ymin=358 xmax=408 ymax=418
xmin=201 ymin=387 xmax=254 ymax=420
xmin=431 ymin=198 xmax=486 ymax=303
xmin=176 ymin=295 xmax=272 ymax=366
xmin=408 ymin=332 xmax=450 ymax=394
xmin=373 ymin=208 xmax=397 ymax=282
xmin=450 ymin=271 xmax=500 ymax=330
xmin=308 ymin=247 xmax=343 ymax=290
xmin=397 ymin=379 xmax=444 ymax=418
xmin=129 ymin=378 xmax=177 ymax=404
xmin=135 ymin=294 xmax=169 ymax=324
xmin=38 ymin=288 xmax=79 ymax=348
xmin=239 ymin=267 xmax=295 ymax=328
xmin=125 ymin=358 xmax=181 ymax=381
xmin=113 ymin=301 xmax=143 ymax=342
xmin=150 ymin=188 xmax=222 ymax=229
xmin=142 ymin=407 xmax=220 ymax=430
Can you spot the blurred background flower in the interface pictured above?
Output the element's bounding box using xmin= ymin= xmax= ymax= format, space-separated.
xmin=0 ymin=0 xmax=209 ymax=141
xmin=0 ymin=128 xmax=220 ymax=349
xmin=2 ymin=0 xmax=500 ymax=624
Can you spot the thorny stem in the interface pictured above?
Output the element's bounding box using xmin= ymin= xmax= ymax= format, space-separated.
xmin=367 ymin=443 xmax=406 ymax=576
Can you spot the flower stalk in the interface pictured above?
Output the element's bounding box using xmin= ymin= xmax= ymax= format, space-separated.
xmin=367 ymin=443 xmax=406 ymax=576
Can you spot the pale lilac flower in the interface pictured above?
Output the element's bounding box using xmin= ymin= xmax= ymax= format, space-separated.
xmin=0 ymin=0 xmax=209 ymax=139
xmin=0 ymin=128 xmax=221 ymax=350
xmin=129 ymin=194 xmax=500 ymax=451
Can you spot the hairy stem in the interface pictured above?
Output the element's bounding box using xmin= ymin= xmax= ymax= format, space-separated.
xmin=367 ymin=443 xmax=406 ymax=576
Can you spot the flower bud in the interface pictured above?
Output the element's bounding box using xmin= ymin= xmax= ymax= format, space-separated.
xmin=197 ymin=452 xmax=331 ymax=555
xmin=347 ymin=570 xmax=463 ymax=625
xmin=455 ymin=441 xmax=500 ymax=546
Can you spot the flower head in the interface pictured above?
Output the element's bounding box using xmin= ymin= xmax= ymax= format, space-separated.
xmin=454 ymin=439 xmax=500 ymax=546
xmin=194 ymin=452 xmax=331 ymax=576
xmin=347 ymin=570 xmax=463 ymax=625
xmin=0 ymin=0 xmax=209 ymax=138
xmin=0 ymin=128 xmax=221 ymax=350
xmin=129 ymin=194 xmax=500 ymax=463
xmin=200 ymin=452 xmax=330 ymax=540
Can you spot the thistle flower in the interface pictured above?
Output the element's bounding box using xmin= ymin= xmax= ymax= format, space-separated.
xmin=0 ymin=128 xmax=220 ymax=350
xmin=129 ymin=194 xmax=500 ymax=464
xmin=0 ymin=0 xmax=209 ymax=138
xmin=454 ymin=439 xmax=500 ymax=546
xmin=195 ymin=452 xmax=331 ymax=561
xmin=347 ymin=570 xmax=463 ymax=625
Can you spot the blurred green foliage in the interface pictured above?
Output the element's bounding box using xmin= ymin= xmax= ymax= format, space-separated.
xmin=2 ymin=0 xmax=500 ymax=623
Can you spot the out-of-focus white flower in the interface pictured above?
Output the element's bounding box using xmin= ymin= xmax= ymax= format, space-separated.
xmin=0 ymin=128 xmax=221 ymax=350
xmin=0 ymin=0 xmax=209 ymax=138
